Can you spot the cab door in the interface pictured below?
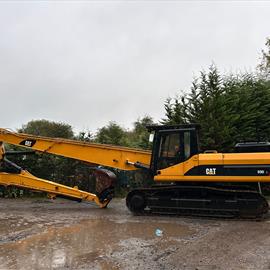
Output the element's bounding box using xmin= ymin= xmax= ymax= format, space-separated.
xmin=151 ymin=130 xmax=184 ymax=175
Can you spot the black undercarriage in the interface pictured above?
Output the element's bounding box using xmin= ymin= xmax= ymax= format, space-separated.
xmin=126 ymin=183 xmax=269 ymax=219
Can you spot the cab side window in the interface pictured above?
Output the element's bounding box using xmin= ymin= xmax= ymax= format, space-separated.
xmin=184 ymin=131 xmax=191 ymax=160
xmin=157 ymin=133 xmax=181 ymax=170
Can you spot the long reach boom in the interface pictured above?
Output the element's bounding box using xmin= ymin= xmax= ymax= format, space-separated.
xmin=0 ymin=128 xmax=151 ymax=170
xmin=0 ymin=128 xmax=151 ymax=208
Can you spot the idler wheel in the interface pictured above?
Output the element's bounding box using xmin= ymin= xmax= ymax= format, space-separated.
xmin=127 ymin=192 xmax=146 ymax=213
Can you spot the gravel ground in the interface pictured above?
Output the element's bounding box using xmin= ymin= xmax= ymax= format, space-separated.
xmin=0 ymin=198 xmax=270 ymax=270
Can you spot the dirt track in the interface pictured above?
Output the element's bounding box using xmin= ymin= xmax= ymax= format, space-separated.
xmin=0 ymin=198 xmax=270 ymax=270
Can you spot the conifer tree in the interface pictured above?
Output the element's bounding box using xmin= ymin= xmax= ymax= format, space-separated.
xmin=258 ymin=38 xmax=270 ymax=79
xmin=163 ymin=66 xmax=270 ymax=152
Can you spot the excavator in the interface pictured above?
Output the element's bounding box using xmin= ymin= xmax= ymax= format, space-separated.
xmin=0 ymin=124 xmax=269 ymax=218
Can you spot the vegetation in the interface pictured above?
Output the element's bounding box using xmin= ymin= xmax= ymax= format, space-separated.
xmin=95 ymin=116 xmax=154 ymax=149
xmin=258 ymin=37 xmax=270 ymax=79
xmin=1 ymin=37 xmax=270 ymax=197
xmin=19 ymin=119 xmax=74 ymax=139
xmin=162 ymin=66 xmax=270 ymax=152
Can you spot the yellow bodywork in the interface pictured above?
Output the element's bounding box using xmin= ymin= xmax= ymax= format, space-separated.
xmin=0 ymin=170 xmax=109 ymax=207
xmin=0 ymin=128 xmax=151 ymax=170
xmin=0 ymin=128 xmax=151 ymax=208
xmin=155 ymin=152 xmax=270 ymax=182
xmin=0 ymin=142 xmax=110 ymax=207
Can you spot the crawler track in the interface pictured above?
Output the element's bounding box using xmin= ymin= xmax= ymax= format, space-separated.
xmin=126 ymin=185 xmax=269 ymax=219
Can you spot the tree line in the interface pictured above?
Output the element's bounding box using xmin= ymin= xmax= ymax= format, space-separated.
xmin=1 ymin=38 xmax=270 ymax=197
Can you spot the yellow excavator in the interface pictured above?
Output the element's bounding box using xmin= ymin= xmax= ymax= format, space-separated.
xmin=0 ymin=124 xmax=269 ymax=218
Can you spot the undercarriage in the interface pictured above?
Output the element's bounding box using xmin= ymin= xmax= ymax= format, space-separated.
xmin=126 ymin=183 xmax=269 ymax=219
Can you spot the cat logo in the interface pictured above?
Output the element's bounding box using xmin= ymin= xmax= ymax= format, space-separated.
xmin=19 ymin=139 xmax=36 ymax=147
xmin=257 ymin=170 xmax=265 ymax=175
xmin=206 ymin=168 xmax=216 ymax=175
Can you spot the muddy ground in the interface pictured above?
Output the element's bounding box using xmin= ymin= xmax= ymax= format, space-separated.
xmin=0 ymin=198 xmax=270 ymax=270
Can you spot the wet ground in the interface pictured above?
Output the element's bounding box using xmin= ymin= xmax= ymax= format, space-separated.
xmin=0 ymin=198 xmax=270 ymax=270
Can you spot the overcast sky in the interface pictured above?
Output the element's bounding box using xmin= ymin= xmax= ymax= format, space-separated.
xmin=0 ymin=1 xmax=270 ymax=133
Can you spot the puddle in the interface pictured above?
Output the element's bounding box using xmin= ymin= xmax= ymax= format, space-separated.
xmin=0 ymin=217 xmax=195 ymax=269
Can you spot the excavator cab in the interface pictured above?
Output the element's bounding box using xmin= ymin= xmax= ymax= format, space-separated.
xmin=147 ymin=124 xmax=200 ymax=174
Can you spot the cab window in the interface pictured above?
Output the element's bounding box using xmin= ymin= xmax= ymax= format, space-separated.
xmin=184 ymin=131 xmax=191 ymax=160
xmin=157 ymin=133 xmax=181 ymax=170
